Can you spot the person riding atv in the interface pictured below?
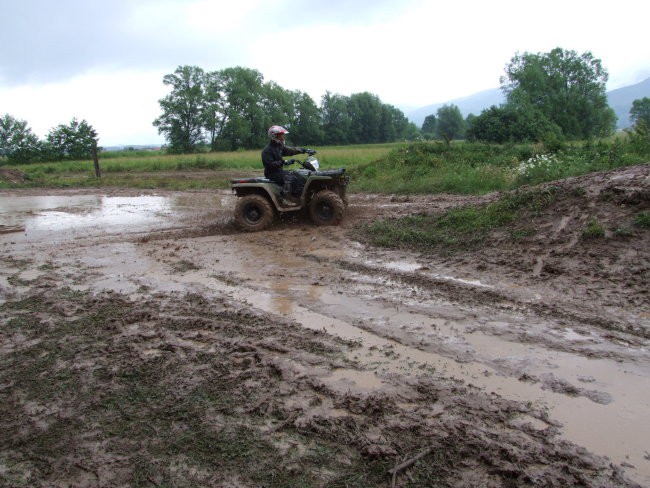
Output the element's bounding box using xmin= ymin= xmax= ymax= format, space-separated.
xmin=231 ymin=126 xmax=349 ymax=232
xmin=261 ymin=125 xmax=313 ymax=205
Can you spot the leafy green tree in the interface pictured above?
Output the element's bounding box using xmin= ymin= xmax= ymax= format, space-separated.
xmin=203 ymin=70 xmax=228 ymax=151
xmin=436 ymin=104 xmax=465 ymax=142
xmin=630 ymin=97 xmax=650 ymax=129
xmin=381 ymin=104 xmax=418 ymax=141
xmin=262 ymin=81 xmax=293 ymax=131
xmin=288 ymin=91 xmax=323 ymax=146
xmin=421 ymin=114 xmax=437 ymax=139
xmin=466 ymin=104 xmax=560 ymax=144
xmin=155 ymin=65 xmax=419 ymax=152
xmin=502 ymin=47 xmax=616 ymax=139
xmin=154 ymin=65 xmax=206 ymax=153
xmin=218 ymin=67 xmax=267 ymax=151
xmin=0 ymin=114 xmax=42 ymax=163
xmin=347 ymin=92 xmax=383 ymax=144
xmin=45 ymin=118 xmax=98 ymax=161
xmin=320 ymin=92 xmax=351 ymax=145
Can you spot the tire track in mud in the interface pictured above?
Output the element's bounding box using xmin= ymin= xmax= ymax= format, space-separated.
xmin=327 ymin=257 xmax=650 ymax=341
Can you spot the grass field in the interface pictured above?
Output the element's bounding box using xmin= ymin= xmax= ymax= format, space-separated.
xmin=0 ymin=144 xmax=395 ymax=190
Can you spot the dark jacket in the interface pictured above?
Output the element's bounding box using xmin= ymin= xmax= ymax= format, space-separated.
xmin=261 ymin=140 xmax=302 ymax=180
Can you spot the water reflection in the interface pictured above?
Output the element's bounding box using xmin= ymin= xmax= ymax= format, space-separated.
xmin=0 ymin=194 xmax=206 ymax=236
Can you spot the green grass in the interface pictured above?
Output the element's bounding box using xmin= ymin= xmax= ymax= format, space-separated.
xmin=361 ymin=187 xmax=558 ymax=253
xmin=350 ymin=136 xmax=650 ymax=195
xmin=0 ymin=144 xmax=397 ymax=190
xmin=2 ymin=134 xmax=648 ymax=193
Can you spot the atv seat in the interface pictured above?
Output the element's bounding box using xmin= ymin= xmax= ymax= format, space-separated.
xmin=231 ymin=177 xmax=274 ymax=184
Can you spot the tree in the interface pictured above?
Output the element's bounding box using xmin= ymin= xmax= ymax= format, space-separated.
xmin=421 ymin=114 xmax=437 ymax=139
xmin=154 ymin=65 xmax=206 ymax=153
xmin=153 ymin=65 xmax=418 ymax=152
xmin=501 ymin=47 xmax=616 ymax=139
xmin=630 ymin=97 xmax=650 ymax=129
xmin=347 ymin=92 xmax=383 ymax=144
xmin=320 ymin=92 xmax=351 ymax=145
xmin=203 ymin=70 xmax=227 ymax=151
xmin=0 ymin=114 xmax=42 ymax=163
xmin=288 ymin=91 xmax=323 ymax=146
xmin=436 ymin=104 xmax=465 ymax=142
xmin=218 ymin=67 xmax=267 ymax=151
xmin=45 ymin=118 xmax=98 ymax=161
xmin=465 ymin=104 xmax=560 ymax=144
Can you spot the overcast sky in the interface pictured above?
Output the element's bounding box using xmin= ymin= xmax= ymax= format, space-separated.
xmin=1 ymin=0 xmax=648 ymax=146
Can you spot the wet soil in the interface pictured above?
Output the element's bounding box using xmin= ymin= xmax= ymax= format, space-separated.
xmin=0 ymin=163 xmax=649 ymax=487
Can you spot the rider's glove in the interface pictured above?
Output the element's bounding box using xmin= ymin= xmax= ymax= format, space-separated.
xmin=305 ymin=149 xmax=316 ymax=156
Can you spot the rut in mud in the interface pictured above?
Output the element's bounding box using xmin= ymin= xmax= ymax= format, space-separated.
xmin=0 ymin=163 xmax=649 ymax=487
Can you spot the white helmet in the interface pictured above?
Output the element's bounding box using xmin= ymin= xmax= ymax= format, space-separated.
xmin=268 ymin=125 xmax=288 ymax=143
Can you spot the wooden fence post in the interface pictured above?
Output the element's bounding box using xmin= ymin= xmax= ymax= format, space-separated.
xmin=92 ymin=143 xmax=101 ymax=178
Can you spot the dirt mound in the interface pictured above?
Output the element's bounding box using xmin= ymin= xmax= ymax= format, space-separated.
xmin=363 ymin=164 xmax=650 ymax=332
xmin=0 ymin=168 xmax=27 ymax=184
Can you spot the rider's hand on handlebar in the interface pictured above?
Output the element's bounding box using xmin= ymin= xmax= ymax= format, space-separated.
xmin=305 ymin=149 xmax=317 ymax=156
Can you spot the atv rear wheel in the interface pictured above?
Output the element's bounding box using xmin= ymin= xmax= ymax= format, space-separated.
xmin=309 ymin=190 xmax=345 ymax=226
xmin=235 ymin=194 xmax=274 ymax=231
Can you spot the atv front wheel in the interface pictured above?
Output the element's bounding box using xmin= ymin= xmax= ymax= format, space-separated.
xmin=235 ymin=194 xmax=274 ymax=231
xmin=309 ymin=190 xmax=345 ymax=226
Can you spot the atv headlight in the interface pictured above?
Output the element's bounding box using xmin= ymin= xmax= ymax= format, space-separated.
xmin=306 ymin=156 xmax=319 ymax=170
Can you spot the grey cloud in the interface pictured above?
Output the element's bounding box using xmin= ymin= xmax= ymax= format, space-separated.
xmin=0 ymin=0 xmax=232 ymax=84
xmin=0 ymin=0 xmax=421 ymax=85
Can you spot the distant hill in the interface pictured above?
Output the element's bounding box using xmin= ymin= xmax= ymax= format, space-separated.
xmin=407 ymin=88 xmax=504 ymax=128
xmin=607 ymin=77 xmax=650 ymax=129
xmin=408 ymin=78 xmax=650 ymax=130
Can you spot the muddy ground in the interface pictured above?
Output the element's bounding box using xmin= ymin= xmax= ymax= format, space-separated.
xmin=0 ymin=164 xmax=649 ymax=487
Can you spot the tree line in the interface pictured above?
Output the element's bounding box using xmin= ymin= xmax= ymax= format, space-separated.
xmin=153 ymin=65 xmax=421 ymax=153
xmin=0 ymin=116 xmax=98 ymax=164
xmin=3 ymin=47 xmax=649 ymax=165
xmin=422 ymin=48 xmax=650 ymax=145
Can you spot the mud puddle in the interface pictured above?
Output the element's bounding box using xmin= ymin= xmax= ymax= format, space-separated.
xmin=2 ymin=189 xmax=649 ymax=486
xmin=142 ymin=232 xmax=648 ymax=485
xmin=0 ymin=192 xmax=232 ymax=239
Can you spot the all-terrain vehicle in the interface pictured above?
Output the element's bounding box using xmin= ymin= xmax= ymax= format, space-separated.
xmin=231 ymin=151 xmax=349 ymax=232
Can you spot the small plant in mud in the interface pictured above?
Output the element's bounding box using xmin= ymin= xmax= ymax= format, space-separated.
xmin=613 ymin=226 xmax=634 ymax=238
xmin=582 ymin=218 xmax=606 ymax=239
xmin=634 ymin=211 xmax=650 ymax=228
xmin=510 ymin=227 xmax=537 ymax=240
xmin=171 ymin=259 xmax=201 ymax=273
xmin=571 ymin=186 xmax=587 ymax=198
